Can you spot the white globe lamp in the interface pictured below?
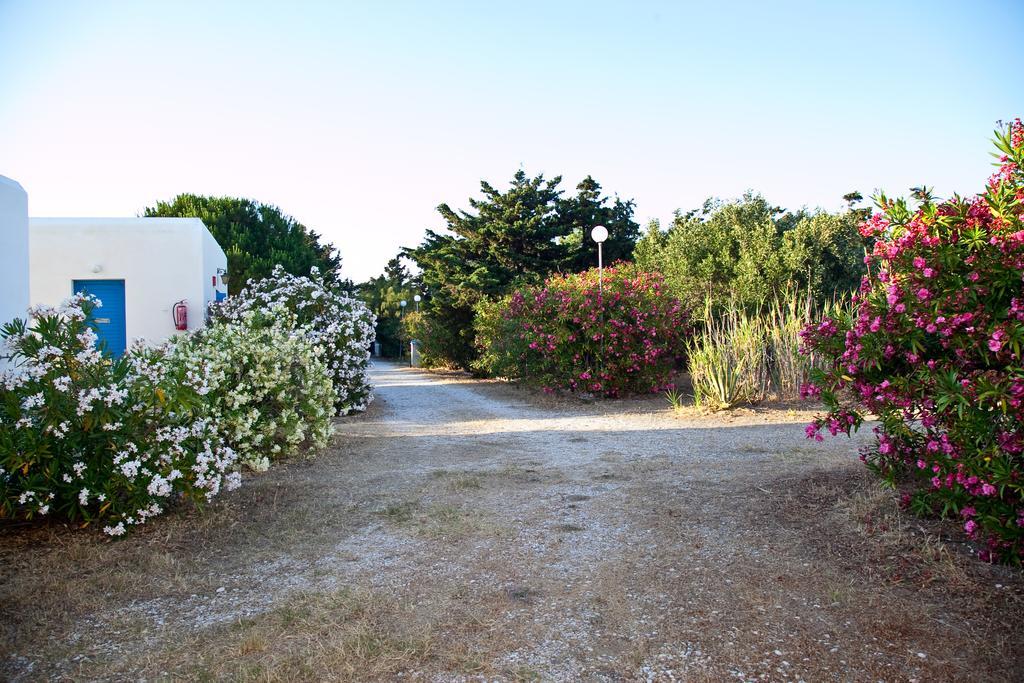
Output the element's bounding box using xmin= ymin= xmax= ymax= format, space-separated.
xmin=591 ymin=225 xmax=608 ymax=295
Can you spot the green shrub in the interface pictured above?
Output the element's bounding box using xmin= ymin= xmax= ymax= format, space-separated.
xmin=474 ymin=265 xmax=690 ymax=396
xmin=0 ymin=295 xmax=240 ymax=536
xmin=167 ymin=307 xmax=335 ymax=471
xmin=634 ymin=194 xmax=866 ymax=312
xmin=402 ymin=310 xmax=463 ymax=369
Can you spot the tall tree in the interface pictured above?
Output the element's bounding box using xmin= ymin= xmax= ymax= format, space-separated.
xmin=403 ymin=170 xmax=639 ymax=368
xmin=557 ymin=176 xmax=640 ymax=271
xmin=144 ymin=194 xmax=341 ymax=293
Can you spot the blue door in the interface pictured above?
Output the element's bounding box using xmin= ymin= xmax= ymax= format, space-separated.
xmin=73 ymin=280 xmax=127 ymax=357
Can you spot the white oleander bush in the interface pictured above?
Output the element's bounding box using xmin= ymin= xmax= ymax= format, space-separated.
xmin=212 ymin=266 xmax=376 ymax=414
xmin=0 ymin=294 xmax=240 ymax=536
xmin=167 ymin=307 xmax=335 ymax=471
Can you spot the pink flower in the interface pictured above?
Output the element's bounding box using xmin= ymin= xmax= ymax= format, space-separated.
xmin=799 ymin=383 xmax=821 ymax=399
xmin=805 ymin=423 xmax=824 ymax=442
xmin=988 ymin=329 xmax=1006 ymax=352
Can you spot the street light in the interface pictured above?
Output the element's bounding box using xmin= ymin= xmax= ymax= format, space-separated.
xmin=399 ymin=299 xmax=408 ymax=359
xmin=591 ymin=225 xmax=608 ymax=296
xmin=413 ymin=294 xmax=421 ymax=312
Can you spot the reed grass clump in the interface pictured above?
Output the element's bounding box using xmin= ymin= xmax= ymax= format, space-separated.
xmin=686 ymin=291 xmax=846 ymax=410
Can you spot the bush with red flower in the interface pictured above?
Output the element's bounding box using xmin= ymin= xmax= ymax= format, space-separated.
xmin=801 ymin=119 xmax=1024 ymax=563
xmin=474 ymin=265 xmax=690 ymax=397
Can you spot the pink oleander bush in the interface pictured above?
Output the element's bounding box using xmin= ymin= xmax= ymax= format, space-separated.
xmin=474 ymin=265 xmax=690 ymax=396
xmin=801 ymin=119 xmax=1024 ymax=563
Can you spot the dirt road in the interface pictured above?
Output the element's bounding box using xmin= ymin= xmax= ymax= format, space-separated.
xmin=2 ymin=362 xmax=1022 ymax=681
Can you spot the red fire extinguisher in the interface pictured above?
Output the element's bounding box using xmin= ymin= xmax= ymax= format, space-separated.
xmin=173 ymin=300 xmax=188 ymax=331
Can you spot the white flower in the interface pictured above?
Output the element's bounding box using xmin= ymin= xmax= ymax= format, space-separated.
xmin=77 ymin=328 xmax=99 ymax=348
xmin=146 ymin=475 xmax=172 ymax=497
xmin=21 ymin=392 xmax=45 ymax=410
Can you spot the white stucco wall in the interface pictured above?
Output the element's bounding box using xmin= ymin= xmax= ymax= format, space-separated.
xmin=0 ymin=176 xmax=30 ymax=330
xmin=29 ymin=218 xmax=227 ymax=344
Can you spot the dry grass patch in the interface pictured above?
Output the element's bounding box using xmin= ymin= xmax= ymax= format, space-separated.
xmin=379 ymin=500 xmax=499 ymax=540
xmin=495 ymin=464 xmax=547 ymax=484
xmin=123 ymin=589 xmax=463 ymax=681
xmin=449 ymin=474 xmax=484 ymax=490
xmin=588 ymin=462 xmax=1024 ymax=681
xmin=107 ymin=579 xmax=553 ymax=682
xmin=428 ymin=465 xmax=553 ymax=489
xmin=0 ymin=525 xmax=213 ymax=661
xmin=428 ymin=469 xmax=485 ymax=491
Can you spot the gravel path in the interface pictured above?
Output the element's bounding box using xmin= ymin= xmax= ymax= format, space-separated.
xmin=2 ymin=361 xmax=1023 ymax=682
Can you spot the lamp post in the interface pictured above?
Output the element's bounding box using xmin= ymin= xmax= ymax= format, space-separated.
xmin=591 ymin=225 xmax=608 ymax=296
xmin=591 ymin=225 xmax=609 ymax=375
xmin=413 ymin=294 xmax=421 ymax=312
xmin=399 ymin=299 xmax=407 ymax=359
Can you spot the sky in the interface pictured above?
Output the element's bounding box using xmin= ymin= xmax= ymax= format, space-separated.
xmin=1 ymin=0 xmax=1022 ymax=282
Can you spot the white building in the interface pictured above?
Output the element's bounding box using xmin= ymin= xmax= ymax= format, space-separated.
xmin=0 ymin=176 xmax=30 ymax=334
xmin=30 ymin=218 xmax=228 ymax=355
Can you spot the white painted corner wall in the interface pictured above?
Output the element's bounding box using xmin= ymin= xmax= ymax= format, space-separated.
xmin=0 ymin=176 xmax=30 ymax=332
xmin=200 ymin=224 xmax=227 ymax=313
